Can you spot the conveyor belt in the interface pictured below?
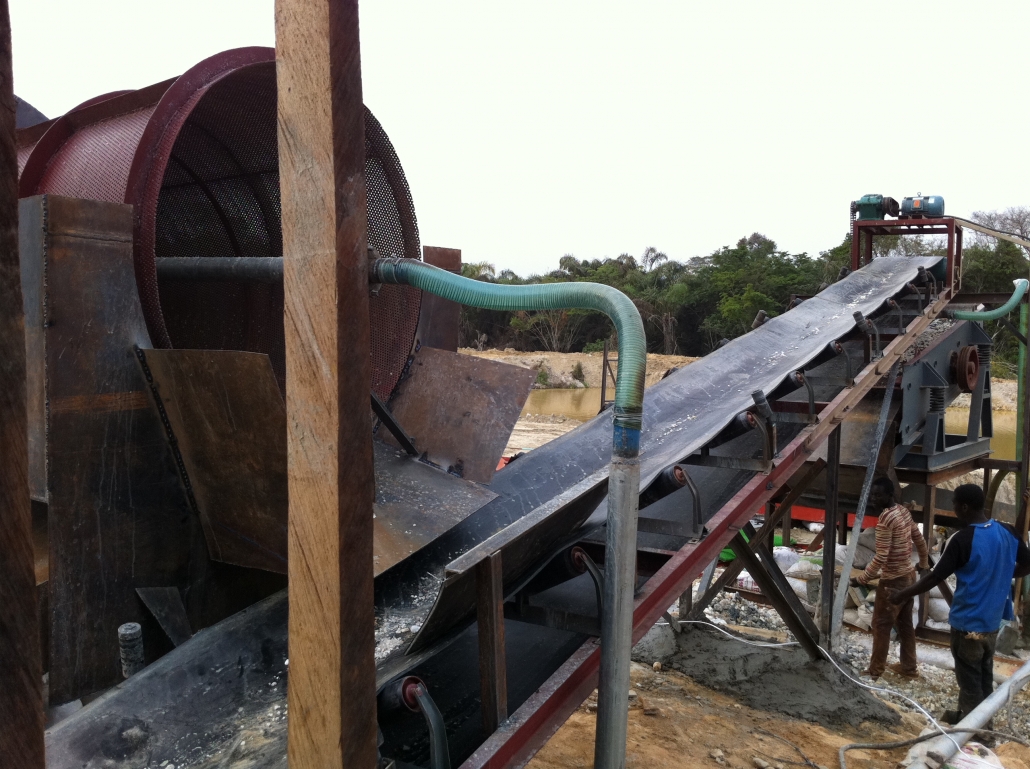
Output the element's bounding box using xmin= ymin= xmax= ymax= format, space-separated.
xmin=397 ymin=256 xmax=945 ymax=651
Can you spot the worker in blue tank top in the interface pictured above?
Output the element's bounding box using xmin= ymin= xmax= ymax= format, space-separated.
xmin=889 ymin=484 xmax=1030 ymax=722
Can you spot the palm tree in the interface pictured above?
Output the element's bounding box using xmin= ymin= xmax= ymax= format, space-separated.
xmin=641 ymin=246 xmax=668 ymax=272
xmin=461 ymin=261 xmax=496 ymax=281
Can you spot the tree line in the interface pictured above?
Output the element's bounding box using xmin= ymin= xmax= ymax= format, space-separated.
xmin=458 ymin=207 xmax=1030 ymax=374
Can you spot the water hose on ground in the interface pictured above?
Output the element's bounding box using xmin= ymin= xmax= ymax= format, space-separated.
xmin=369 ymin=257 xmax=647 ymax=769
xmin=951 ymin=279 xmax=1029 ymax=321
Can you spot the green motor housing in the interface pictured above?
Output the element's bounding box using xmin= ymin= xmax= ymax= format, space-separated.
xmin=852 ymin=194 xmax=900 ymax=221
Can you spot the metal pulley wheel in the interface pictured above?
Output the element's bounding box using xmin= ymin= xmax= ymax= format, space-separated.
xmin=951 ymin=345 xmax=980 ymax=393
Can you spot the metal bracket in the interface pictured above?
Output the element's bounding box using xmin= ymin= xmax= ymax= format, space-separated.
xmin=906 ymin=283 xmax=924 ymax=312
xmin=791 ymin=370 xmax=816 ymax=423
xmin=888 ymin=299 xmax=904 ymax=335
xmin=832 ymin=340 xmax=854 ymax=386
xmin=1000 ymin=316 xmax=1027 ymax=347
xmin=571 ymin=546 xmax=604 ymax=623
xmin=853 ymin=311 xmax=882 ymax=358
xmin=371 ymin=391 xmax=418 ymax=456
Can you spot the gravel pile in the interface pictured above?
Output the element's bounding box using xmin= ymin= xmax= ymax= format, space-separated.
xmin=703 ymin=591 xmax=791 ymax=636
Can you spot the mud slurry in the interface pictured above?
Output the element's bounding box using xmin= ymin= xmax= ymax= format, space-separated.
xmin=658 ymin=626 xmax=899 ymax=728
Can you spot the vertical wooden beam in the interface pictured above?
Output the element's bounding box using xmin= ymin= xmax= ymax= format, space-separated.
xmin=277 ymin=1 xmax=377 ymax=767
xmin=476 ymin=551 xmax=508 ymax=734
xmin=820 ymin=426 xmax=841 ymax=644
xmin=0 ymin=0 xmax=46 ymax=762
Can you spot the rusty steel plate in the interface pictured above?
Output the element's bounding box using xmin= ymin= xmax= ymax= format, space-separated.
xmin=138 ymin=348 xmax=289 ymax=574
xmin=379 ymin=347 xmax=536 ymax=484
xmin=372 ymin=442 xmax=498 ymax=576
xmin=140 ymin=348 xmax=497 ymax=577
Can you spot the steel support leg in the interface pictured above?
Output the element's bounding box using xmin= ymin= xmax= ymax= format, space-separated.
xmin=821 ymin=426 xmax=841 ymax=645
xmin=730 ymin=527 xmax=821 ymax=659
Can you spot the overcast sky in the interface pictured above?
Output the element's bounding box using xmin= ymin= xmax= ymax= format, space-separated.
xmin=11 ymin=1 xmax=1030 ymax=275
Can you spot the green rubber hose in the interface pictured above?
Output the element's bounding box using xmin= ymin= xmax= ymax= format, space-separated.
xmin=371 ymin=257 xmax=647 ymax=452
xmin=952 ymin=279 xmax=1029 ymax=321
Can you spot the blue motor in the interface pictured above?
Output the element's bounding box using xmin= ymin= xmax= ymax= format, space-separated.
xmin=901 ymin=194 xmax=945 ymax=218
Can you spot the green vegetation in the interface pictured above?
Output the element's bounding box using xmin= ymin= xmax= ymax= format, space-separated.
xmin=458 ymin=209 xmax=1030 ymax=372
xmin=571 ymin=362 xmax=585 ymax=383
xmin=535 ymin=368 xmax=550 ymax=387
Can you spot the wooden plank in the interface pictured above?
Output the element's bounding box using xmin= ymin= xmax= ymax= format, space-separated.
xmin=35 ymin=196 xmax=194 ymax=704
xmin=0 ymin=0 xmax=45 ymax=759
xmin=277 ymin=0 xmax=378 ymax=766
xmin=477 ymin=551 xmax=508 ymax=734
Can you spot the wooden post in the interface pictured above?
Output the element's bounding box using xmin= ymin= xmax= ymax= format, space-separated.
xmin=476 ymin=551 xmax=508 ymax=734
xmin=277 ymin=1 xmax=378 ymax=766
xmin=0 ymin=0 xmax=46 ymax=762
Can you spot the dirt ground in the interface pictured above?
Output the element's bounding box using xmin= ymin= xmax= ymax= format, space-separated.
xmin=527 ymin=661 xmax=923 ymax=769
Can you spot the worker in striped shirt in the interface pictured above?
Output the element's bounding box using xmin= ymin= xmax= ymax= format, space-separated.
xmin=849 ymin=477 xmax=929 ymax=680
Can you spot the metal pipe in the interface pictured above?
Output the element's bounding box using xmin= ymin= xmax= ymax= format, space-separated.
xmin=155 ymin=256 xmax=284 ymax=283
xmin=369 ymin=256 xmax=646 ymax=769
xmin=378 ymin=677 xmax=452 ymax=769
xmin=907 ymin=658 xmax=1030 ymax=769
xmin=412 ymin=683 xmax=451 ymax=769
xmin=596 ymin=454 xmax=640 ymax=767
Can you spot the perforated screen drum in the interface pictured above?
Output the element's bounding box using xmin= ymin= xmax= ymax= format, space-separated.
xmin=16 ymin=48 xmax=423 ymax=401
xmin=150 ymin=60 xmax=421 ymax=398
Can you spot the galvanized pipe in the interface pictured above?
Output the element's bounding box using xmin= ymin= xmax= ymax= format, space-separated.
xmin=596 ymin=455 xmax=640 ymax=768
xmin=907 ymin=657 xmax=1030 ymax=769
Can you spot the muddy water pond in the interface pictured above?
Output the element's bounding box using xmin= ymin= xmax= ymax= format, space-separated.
xmin=524 ymin=390 xmax=1019 ymax=460
xmin=522 ymin=388 xmax=603 ymax=422
xmin=945 ymin=408 xmax=1017 ymax=460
